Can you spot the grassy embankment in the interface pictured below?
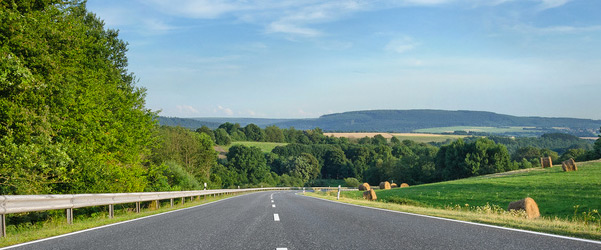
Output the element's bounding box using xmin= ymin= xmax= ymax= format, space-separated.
xmin=307 ymin=161 xmax=601 ymax=240
xmin=0 ymin=193 xmax=242 ymax=248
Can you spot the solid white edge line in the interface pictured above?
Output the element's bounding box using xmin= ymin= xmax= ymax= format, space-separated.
xmin=0 ymin=192 xmax=262 ymax=250
xmin=273 ymin=213 xmax=280 ymax=221
xmin=297 ymin=192 xmax=601 ymax=245
xmin=276 ymin=248 xmax=287 ymax=250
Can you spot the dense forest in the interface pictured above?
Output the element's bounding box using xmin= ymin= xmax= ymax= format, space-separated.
xmin=1 ymin=1 xmax=600 ymax=196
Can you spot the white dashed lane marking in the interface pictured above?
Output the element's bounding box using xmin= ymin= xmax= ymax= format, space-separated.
xmin=276 ymin=248 xmax=287 ymax=250
xmin=273 ymin=213 xmax=280 ymax=221
xmin=272 ymin=204 xmax=275 ymax=208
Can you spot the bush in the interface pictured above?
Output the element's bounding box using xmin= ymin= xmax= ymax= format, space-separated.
xmin=344 ymin=177 xmax=361 ymax=187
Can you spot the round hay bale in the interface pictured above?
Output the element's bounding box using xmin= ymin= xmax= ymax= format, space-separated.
xmin=379 ymin=181 xmax=391 ymax=190
xmin=400 ymin=183 xmax=409 ymax=188
xmin=358 ymin=183 xmax=371 ymax=191
xmin=561 ymin=158 xmax=577 ymax=172
xmin=391 ymin=183 xmax=398 ymax=188
xmin=363 ymin=189 xmax=377 ymax=200
xmin=507 ymin=197 xmax=540 ymax=219
xmin=540 ymin=156 xmax=552 ymax=168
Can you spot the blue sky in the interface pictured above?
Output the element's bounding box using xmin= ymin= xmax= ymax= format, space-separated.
xmin=86 ymin=0 xmax=601 ymax=119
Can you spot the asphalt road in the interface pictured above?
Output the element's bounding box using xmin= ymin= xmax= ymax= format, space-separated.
xmin=5 ymin=191 xmax=601 ymax=250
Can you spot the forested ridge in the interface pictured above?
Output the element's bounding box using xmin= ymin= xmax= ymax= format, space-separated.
xmin=159 ymin=109 xmax=601 ymax=137
xmin=1 ymin=1 xmax=601 ymax=197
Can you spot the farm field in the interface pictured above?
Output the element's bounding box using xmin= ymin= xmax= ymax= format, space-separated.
xmin=342 ymin=161 xmax=601 ymax=220
xmin=223 ymin=141 xmax=288 ymax=153
xmin=324 ymin=132 xmax=468 ymax=143
xmin=414 ymin=126 xmax=541 ymax=134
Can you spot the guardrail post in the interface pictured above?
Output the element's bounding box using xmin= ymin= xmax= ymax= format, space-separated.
xmin=109 ymin=204 xmax=114 ymax=218
xmin=181 ymin=197 xmax=185 ymax=205
xmin=191 ymin=196 xmax=194 ymax=202
xmin=204 ymin=195 xmax=207 ymax=200
xmin=170 ymin=198 xmax=174 ymax=207
xmin=155 ymin=200 xmax=160 ymax=210
xmin=66 ymin=208 xmax=73 ymax=224
xmin=1 ymin=214 xmax=6 ymax=238
xmin=136 ymin=202 xmax=140 ymax=213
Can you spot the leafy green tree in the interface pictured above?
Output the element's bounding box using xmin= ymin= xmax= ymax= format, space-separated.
xmin=371 ymin=134 xmax=387 ymax=145
xmin=0 ymin=1 xmax=155 ymax=194
xmin=226 ymin=145 xmax=270 ymax=185
xmin=196 ymin=125 xmax=215 ymax=142
xmin=244 ymin=123 xmax=265 ymax=142
xmin=214 ymin=128 xmax=231 ymax=146
xmin=264 ymin=125 xmax=285 ymax=142
xmin=286 ymin=153 xmax=320 ymax=183
xmin=322 ymin=148 xmax=349 ymax=179
xmin=593 ymin=129 xmax=601 ymax=159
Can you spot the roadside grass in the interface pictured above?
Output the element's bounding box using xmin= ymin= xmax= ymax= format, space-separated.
xmin=224 ymin=141 xmax=288 ymax=153
xmin=305 ymin=192 xmax=601 ymax=241
xmin=306 ymin=161 xmax=601 ymax=240
xmin=0 ymin=193 xmax=241 ymax=248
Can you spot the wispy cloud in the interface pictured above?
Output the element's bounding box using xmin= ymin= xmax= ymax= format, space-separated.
xmin=215 ymin=105 xmax=234 ymax=116
xmin=176 ymin=105 xmax=199 ymax=114
xmin=385 ymin=37 xmax=419 ymax=53
xmin=511 ymin=24 xmax=601 ymax=35
xmin=537 ymin=0 xmax=572 ymax=10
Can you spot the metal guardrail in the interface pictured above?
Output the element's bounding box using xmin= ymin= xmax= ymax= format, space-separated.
xmin=0 ymin=186 xmax=359 ymax=237
xmin=0 ymin=187 xmax=290 ymax=237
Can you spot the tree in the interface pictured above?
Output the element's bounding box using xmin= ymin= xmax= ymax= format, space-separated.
xmin=287 ymin=153 xmax=320 ymax=183
xmin=322 ymin=148 xmax=349 ymax=179
xmin=196 ymin=125 xmax=215 ymax=142
xmin=214 ymin=128 xmax=231 ymax=145
xmin=593 ymin=128 xmax=601 ymax=159
xmin=371 ymin=134 xmax=387 ymax=145
xmin=264 ymin=125 xmax=285 ymax=142
xmin=244 ymin=123 xmax=265 ymax=142
xmin=226 ymin=145 xmax=269 ymax=185
xmin=0 ymin=1 xmax=155 ymax=194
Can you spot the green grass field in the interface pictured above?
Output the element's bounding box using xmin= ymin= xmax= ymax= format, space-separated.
xmin=414 ymin=126 xmax=541 ymax=134
xmin=343 ymin=161 xmax=601 ymax=219
xmin=224 ymin=141 xmax=288 ymax=153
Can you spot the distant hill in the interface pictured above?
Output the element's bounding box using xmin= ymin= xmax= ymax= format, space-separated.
xmin=158 ymin=110 xmax=601 ymax=137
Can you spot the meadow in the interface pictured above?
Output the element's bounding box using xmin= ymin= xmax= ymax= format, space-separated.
xmin=223 ymin=141 xmax=288 ymax=153
xmin=341 ymin=161 xmax=601 ymax=220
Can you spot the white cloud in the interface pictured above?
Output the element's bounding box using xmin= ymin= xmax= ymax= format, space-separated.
xmin=176 ymin=105 xmax=199 ymax=114
xmin=385 ymin=37 xmax=419 ymax=53
xmin=216 ymin=105 xmax=234 ymax=116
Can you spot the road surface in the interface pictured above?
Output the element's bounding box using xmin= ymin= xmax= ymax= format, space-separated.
xmin=5 ymin=191 xmax=601 ymax=249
